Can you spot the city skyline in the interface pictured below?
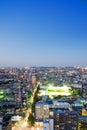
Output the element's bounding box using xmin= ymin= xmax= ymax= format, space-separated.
xmin=0 ymin=0 xmax=87 ymax=67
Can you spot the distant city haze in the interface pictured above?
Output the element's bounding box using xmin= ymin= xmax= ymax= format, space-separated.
xmin=0 ymin=0 xmax=87 ymax=67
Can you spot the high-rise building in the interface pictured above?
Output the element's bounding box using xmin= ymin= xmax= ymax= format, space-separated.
xmin=35 ymin=102 xmax=49 ymax=120
xmin=32 ymin=76 xmax=36 ymax=85
xmin=54 ymin=110 xmax=78 ymax=130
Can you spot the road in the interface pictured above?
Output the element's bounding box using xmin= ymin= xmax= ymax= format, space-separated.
xmin=12 ymin=84 xmax=40 ymax=130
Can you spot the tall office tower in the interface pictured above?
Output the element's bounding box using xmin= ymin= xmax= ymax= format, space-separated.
xmin=35 ymin=102 xmax=49 ymax=120
xmin=54 ymin=110 xmax=78 ymax=130
xmin=32 ymin=75 xmax=36 ymax=85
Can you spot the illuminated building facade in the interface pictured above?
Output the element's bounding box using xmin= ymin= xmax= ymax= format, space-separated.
xmin=82 ymin=108 xmax=87 ymax=116
xmin=35 ymin=102 xmax=49 ymax=120
xmin=32 ymin=76 xmax=36 ymax=85
xmin=54 ymin=110 xmax=78 ymax=130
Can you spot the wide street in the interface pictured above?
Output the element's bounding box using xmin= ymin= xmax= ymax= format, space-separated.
xmin=12 ymin=85 xmax=39 ymax=130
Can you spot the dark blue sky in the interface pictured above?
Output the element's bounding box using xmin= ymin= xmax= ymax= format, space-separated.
xmin=0 ymin=0 xmax=87 ymax=67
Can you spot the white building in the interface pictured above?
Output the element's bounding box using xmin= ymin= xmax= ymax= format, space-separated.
xmin=49 ymin=119 xmax=54 ymax=130
xmin=43 ymin=119 xmax=49 ymax=130
xmin=0 ymin=116 xmax=3 ymax=130
xmin=43 ymin=119 xmax=54 ymax=130
xmin=52 ymin=101 xmax=71 ymax=109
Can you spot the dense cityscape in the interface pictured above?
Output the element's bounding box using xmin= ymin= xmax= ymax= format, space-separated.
xmin=0 ymin=66 xmax=87 ymax=130
xmin=0 ymin=0 xmax=87 ymax=130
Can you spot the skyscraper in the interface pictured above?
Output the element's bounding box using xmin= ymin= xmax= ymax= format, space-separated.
xmin=35 ymin=102 xmax=49 ymax=120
